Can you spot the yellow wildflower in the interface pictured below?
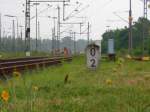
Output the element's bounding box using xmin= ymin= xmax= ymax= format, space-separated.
xmin=1 ymin=90 xmax=9 ymax=102
xmin=126 ymin=54 xmax=132 ymax=59
xmin=13 ymin=71 xmax=21 ymax=77
xmin=33 ymin=86 xmax=39 ymax=91
xmin=106 ymin=79 xmax=113 ymax=85
xmin=113 ymin=68 xmax=117 ymax=73
xmin=144 ymin=75 xmax=150 ymax=81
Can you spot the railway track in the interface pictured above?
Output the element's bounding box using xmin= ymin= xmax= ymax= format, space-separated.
xmin=0 ymin=56 xmax=72 ymax=77
xmin=0 ymin=56 xmax=48 ymax=63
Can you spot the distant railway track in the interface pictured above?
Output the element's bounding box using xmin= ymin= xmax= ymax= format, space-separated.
xmin=0 ymin=56 xmax=72 ymax=77
xmin=0 ymin=56 xmax=48 ymax=63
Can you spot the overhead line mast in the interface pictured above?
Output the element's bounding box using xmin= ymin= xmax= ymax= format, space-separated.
xmin=142 ymin=0 xmax=149 ymax=55
xmin=0 ymin=13 xmax=1 ymax=50
xmin=57 ymin=5 xmax=61 ymax=50
xmin=25 ymin=0 xmax=31 ymax=54
xmin=144 ymin=0 xmax=148 ymax=18
xmin=128 ymin=0 xmax=133 ymax=54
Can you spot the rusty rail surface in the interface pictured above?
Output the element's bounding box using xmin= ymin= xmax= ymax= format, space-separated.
xmin=0 ymin=56 xmax=72 ymax=77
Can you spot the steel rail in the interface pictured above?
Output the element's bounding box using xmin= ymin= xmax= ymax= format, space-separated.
xmin=0 ymin=56 xmax=72 ymax=77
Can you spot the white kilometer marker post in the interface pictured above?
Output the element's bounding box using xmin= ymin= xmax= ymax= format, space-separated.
xmin=86 ymin=44 xmax=100 ymax=70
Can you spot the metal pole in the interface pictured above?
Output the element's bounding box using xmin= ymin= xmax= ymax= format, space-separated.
xmin=87 ymin=22 xmax=90 ymax=45
xmin=142 ymin=0 xmax=148 ymax=56
xmin=20 ymin=26 xmax=23 ymax=41
xmin=144 ymin=0 xmax=147 ymax=18
xmin=16 ymin=17 xmax=19 ymax=52
xmin=2 ymin=30 xmax=4 ymax=40
xmin=57 ymin=6 xmax=60 ymax=50
xmin=53 ymin=18 xmax=56 ymax=50
xmin=0 ymin=13 xmax=1 ymax=50
xmin=52 ymin=28 xmax=54 ymax=53
xmin=63 ymin=1 xmax=65 ymax=21
xmin=73 ymin=32 xmax=76 ymax=55
xmin=12 ymin=20 xmax=15 ymax=51
xmin=19 ymin=26 xmax=23 ymax=51
xmin=16 ymin=17 xmax=19 ymax=39
xmin=35 ymin=2 xmax=38 ymax=51
xmin=21 ymin=26 xmax=23 ymax=51
xmin=48 ymin=16 xmax=57 ymax=51
xmin=38 ymin=21 xmax=41 ymax=51
xmin=128 ymin=0 xmax=132 ymax=54
xmin=80 ymin=23 xmax=82 ymax=35
xmin=69 ymin=31 xmax=72 ymax=51
xmin=142 ymin=20 xmax=145 ymax=56
xmin=25 ymin=0 xmax=31 ymax=54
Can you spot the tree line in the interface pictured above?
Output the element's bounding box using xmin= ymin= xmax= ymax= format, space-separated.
xmin=101 ymin=17 xmax=150 ymax=56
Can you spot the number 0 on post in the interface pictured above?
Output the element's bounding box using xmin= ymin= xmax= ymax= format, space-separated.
xmin=86 ymin=44 xmax=100 ymax=69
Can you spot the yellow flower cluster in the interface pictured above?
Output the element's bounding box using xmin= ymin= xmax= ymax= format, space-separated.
xmin=105 ymin=79 xmax=113 ymax=85
xmin=112 ymin=68 xmax=117 ymax=73
xmin=33 ymin=86 xmax=39 ymax=91
xmin=13 ymin=71 xmax=21 ymax=78
xmin=1 ymin=90 xmax=9 ymax=102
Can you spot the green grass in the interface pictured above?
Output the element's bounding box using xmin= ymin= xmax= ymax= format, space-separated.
xmin=0 ymin=55 xmax=150 ymax=112
xmin=0 ymin=51 xmax=51 ymax=59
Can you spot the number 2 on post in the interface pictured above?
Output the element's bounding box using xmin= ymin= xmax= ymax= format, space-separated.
xmin=90 ymin=59 xmax=96 ymax=67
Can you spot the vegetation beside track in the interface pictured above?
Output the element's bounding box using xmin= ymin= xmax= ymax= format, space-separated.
xmin=0 ymin=55 xmax=150 ymax=112
xmin=0 ymin=51 xmax=51 ymax=59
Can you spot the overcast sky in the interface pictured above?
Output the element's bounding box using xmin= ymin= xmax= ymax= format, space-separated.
xmin=0 ymin=0 xmax=147 ymax=40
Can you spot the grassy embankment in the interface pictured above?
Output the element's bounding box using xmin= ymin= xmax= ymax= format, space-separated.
xmin=0 ymin=55 xmax=150 ymax=112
